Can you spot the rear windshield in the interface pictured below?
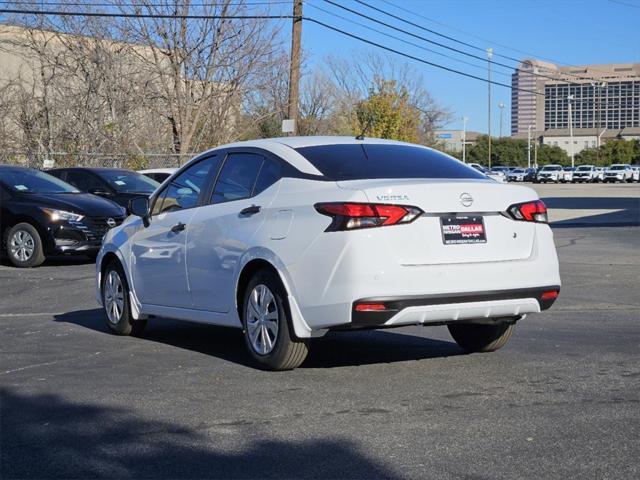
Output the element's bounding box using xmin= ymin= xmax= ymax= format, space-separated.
xmin=295 ymin=144 xmax=486 ymax=181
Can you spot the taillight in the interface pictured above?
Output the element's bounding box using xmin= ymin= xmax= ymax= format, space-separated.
xmin=507 ymin=200 xmax=548 ymax=223
xmin=314 ymin=202 xmax=423 ymax=231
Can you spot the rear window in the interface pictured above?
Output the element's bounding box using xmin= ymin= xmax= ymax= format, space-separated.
xmin=295 ymin=144 xmax=485 ymax=181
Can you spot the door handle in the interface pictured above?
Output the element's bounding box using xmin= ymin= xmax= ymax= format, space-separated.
xmin=171 ymin=222 xmax=186 ymax=233
xmin=240 ymin=205 xmax=261 ymax=216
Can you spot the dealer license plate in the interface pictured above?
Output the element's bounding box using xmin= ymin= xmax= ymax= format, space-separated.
xmin=440 ymin=216 xmax=487 ymax=245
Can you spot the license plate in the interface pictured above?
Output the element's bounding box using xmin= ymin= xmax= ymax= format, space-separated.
xmin=440 ymin=216 xmax=486 ymax=244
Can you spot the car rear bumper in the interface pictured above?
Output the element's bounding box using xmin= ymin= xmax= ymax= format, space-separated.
xmin=347 ymin=286 xmax=559 ymax=328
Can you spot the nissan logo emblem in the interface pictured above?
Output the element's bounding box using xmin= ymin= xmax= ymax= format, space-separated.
xmin=106 ymin=218 xmax=116 ymax=228
xmin=460 ymin=193 xmax=473 ymax=207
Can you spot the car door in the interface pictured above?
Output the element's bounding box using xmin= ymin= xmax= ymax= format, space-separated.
xmin=187 ymin=151 xmax=283 ymax=312
xmin=130 ymin=156 xmax=221 ymax=308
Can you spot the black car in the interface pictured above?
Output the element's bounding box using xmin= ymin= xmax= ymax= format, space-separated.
xmin=0 ymin=165 xmax=126 ymax=267
xmin=47 ymin=167 xmax=160 ymax=212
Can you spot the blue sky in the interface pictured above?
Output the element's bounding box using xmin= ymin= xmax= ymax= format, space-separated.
xmin=294 ymin=0 xmax=639 ymax=134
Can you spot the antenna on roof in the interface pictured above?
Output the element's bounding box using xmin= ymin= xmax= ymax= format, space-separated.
xmin=355 ymin=115 xmax=375 ymax=140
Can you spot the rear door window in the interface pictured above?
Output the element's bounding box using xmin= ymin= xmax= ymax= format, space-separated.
xmin=65 ymin=170 xmax=105 ymax=191
xmin=211 ymin=153 xmax=263 ymax=204
xmin=294 ymin=144 xmax=485 ymax=181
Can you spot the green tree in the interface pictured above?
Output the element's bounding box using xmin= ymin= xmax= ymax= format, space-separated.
xmin=536 ymin=144 xmax=570 ymax=166
xmin=351 ymin=80 xmax=421 ymax=143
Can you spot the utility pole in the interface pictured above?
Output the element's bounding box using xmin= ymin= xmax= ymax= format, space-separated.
xmin=462 ymin=116 xmax=469 ymax=163
xmin=568 ymin=94 xmax=575 ymax=168
xmin=287 ymin=0 xmax=303 ymax=136
xmin=487 ymin=48 xmax=493 ymax=168
xmin=527 ymin=124 xmax=533 ymax=169
xmin=498 ymin=101 xmax=505 ymax=138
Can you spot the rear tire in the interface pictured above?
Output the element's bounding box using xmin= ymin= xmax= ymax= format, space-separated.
xmin=101 ymin=261 xmax=146 ymax=336
xmin=6 ymin=223 xmax=45 ymax=268
xmin=241 ymin=269 xmax=309 ymax=370
xmin=448 ymin=322 xmax=515 ymax=353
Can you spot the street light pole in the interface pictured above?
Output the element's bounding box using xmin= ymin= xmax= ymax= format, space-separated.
xmin=487 ymin=48 xmax=493 ymax=168
xmin=568 ymin=94 xmax=575 ymax=168
xmin=527 ymin=124 xmax=533 ymax=169
xmin=498 ymin=101 xmax=505 ymax=138
xmin=462 ymin=116 xmax=469 ymax=163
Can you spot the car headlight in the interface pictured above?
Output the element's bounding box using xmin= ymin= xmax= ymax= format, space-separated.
xmin=41 ymin=208 xmax=84 ymax=222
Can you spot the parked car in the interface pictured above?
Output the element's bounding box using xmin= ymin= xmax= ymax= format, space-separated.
xmin=603 ymin=164 xmax=633 ymax=183
xmin=561 ymin=166 xmax=575 ymax=183
xmin=468 ymin=163 xmax=506 ymax=182
xmin=536 ymin=164 xmax=563 ymax=183
xmin=507 ymin=168 xmax=527 ymax=182
xmin=138 ymin=168 xmax=177 ymax=183
xmin=630 ymin=165 xmax=640 ymax=182
xmin=594 ymin=167 xmax=605 ymax=182
xmin=0 ymin=165 xmax=126 ymax=268
xmin=96 ymin=137 xmax=561 ymax=370
xmin=48 ymin=167 xmax=160 ymax=212
xmin=572 ymin=165 xmax=598 ymax=183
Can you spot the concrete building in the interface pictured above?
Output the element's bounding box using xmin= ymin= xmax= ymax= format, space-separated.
xmin=511 ymin=60 xmax=640 ymax=137
xmin=433 ymin=130 xmax=481 ymax=153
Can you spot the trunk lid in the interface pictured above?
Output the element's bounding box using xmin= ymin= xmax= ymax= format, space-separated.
xmin=338 ymin=179 xmax=539 ymax=265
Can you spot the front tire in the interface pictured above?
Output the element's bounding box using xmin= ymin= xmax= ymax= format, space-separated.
xmin=242 ymin=269 xmax=309 ymax=370
xmin=102 ymin=262 xmax=146 ymax=336
xmin=448 ymin=322 xmax=515 ymax=353
xmin=6 ymin=223 xmax=45 ymax=268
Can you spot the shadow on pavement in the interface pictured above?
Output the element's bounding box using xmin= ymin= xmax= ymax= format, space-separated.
xmin=0 ymin=388 xmax=402 ymax=479
xmin=54 ymin=309 xmax=463 ymax=369
xmin=542 ymin=196 xmax=640 ymax=227
xmin=0 ymin=254 xmax=95 ymax=268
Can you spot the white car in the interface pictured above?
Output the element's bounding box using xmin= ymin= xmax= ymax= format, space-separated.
xmin=561 ymin=167 xmax=575 ymax=183
xmin=603 ymin=164 xmax=633 ymax=183
xmin=138 ymin=168 xmax=177 ymax=183
xmin=631 ymin=166 xmax=640 ymax=182
xmin=572 ymin=165 xmax=598 ymax=183
xmin=536 ymin=165 xmax=563 ymax=183
xmin=96 ymin=137 xmax=561 ymax=370
xmin=469 ymin=163 xmax=506 ymax=182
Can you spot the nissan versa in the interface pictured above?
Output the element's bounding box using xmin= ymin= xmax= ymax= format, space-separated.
xmin=96 ymin=137 xmax=561 ymax=370
xmin=1 ymin=165 xmax=126 ymax=267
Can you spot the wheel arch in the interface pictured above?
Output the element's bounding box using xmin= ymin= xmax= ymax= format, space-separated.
xmin=235 ymin=253 xmax=314 ymax=339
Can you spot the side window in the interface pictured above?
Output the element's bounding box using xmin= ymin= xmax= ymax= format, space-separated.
xmin=211 ymin=153 xmax=263 ymax=204
xmin=66 ymin=171 xmax=103 ymax=192
xmin=152 ymin=156 xmax=221 ymax=215
xmin=253 ymin=158 xmax=282 ymax=196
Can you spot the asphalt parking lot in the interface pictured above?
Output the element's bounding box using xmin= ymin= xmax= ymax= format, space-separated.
xmin=1 ymin=183 xmax=639 ymax=479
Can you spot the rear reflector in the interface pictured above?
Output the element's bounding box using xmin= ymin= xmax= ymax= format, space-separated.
xmin=507 ymin=200 xmax=548 ymax=223
xmin=541 ymin=290 xmax=559 ymax=300
xmin=315 ymin=202 xmax=423 ymax=231
xmin=354 ymin=303 xmax=387 ymax=312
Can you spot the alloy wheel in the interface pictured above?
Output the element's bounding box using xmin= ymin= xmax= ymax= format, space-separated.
xmin=104 ymin=270 xmax=125 ymax=324
xmin=245 ymin=284 xmax=279 ymax=355
xmin=10 ymin=230 xmax=35 ymax=262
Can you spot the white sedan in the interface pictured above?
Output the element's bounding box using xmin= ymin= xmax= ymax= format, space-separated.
xmin=97 ymin=137 xmax=561 ymax=370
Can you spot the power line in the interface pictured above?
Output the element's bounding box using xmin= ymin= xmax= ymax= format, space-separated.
xmin=306 ymin=18 xmax=543 ymax=96
xmin=0 ymin=1 xmax=292 ymax=6
xmin=608 ymin=0 xmax=640 ymax=9
xmin=378 ymin=0 xmax=619 ymax=79
xmin=0 ymin=7 xmax=294 ymax=19
xmin=306 ymin=2 xmax=512 ymax=79
xmin=319 ymin=0 xmax=592 ymax=86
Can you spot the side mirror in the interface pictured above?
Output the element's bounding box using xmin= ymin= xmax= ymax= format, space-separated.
xmin=129 ymin=197 xmax=150 ymax=226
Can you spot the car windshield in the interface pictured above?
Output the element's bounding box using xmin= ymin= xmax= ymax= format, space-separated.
xmin=564 ymin=167 xmax=575 ymax=171
xmin=609 ymin=165 xmax=626 ymax=171
xmin=541 ymin=166 xmax=562 ymax=171
xmin=512 ymin=169 xmax=525 ymax=173
xmin=0 ymin=168 xmax=79 ymax=194
xmin=295 ymin=144 xmax=486 ymax=181
xmin=576 ymin=166 xmax=592 ymax=171
xmin=96 ymin=170 xmax=160 ymax=193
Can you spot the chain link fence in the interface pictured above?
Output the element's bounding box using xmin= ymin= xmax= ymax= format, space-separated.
xmin=0 ymin=152 xmax=197 ymax=170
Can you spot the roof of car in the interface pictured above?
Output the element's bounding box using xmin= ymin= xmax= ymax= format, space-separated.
xmin=49 ymin=167 xmax=135 ymax=173
xmin=216 ymin=136 xmax=418 ymax=150
xmin=0 ymin=164 xmax=32 ymax=171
